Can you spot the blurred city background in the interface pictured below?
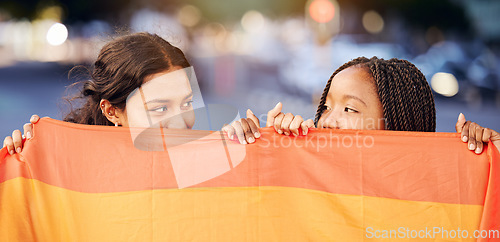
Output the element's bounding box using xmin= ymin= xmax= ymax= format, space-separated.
xmin=1 ymin=0 xmax=499 ymax=138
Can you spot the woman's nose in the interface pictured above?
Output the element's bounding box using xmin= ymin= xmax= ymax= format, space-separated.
xmin=162 ymin=111 xmax=188 ymax=129
xmin=322 ymin=109 xmax=340 ymax=129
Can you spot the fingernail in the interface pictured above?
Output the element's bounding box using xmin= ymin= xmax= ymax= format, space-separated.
xmin=278 ymin=130 xmax=283 ymax=134
xmin=9 ymin=150 xmax=14 ymax=155
xmin=254 ymin=132 xmax=261 ymax=138
xmin=284 ymin=132 xmax=289 ymax=136
xmin=230 ymin=135 xmax=234 ymax=140
xmin=458 ymin=113 xmax=463 ymax=120
xmin=248 ymin=137 xmax=255 ymax=143
xmin=240 ymin=139 xmax=247 ymax=145
xmin=247 ymin=109 xmax=254 ymax=115
xmin=303 ymin=129 xmax=308 ymax=135
xmin=293 ymin=133 xmax=298 ymax=137
xmin=462 ymin=136 xmax=468 ymax=142
xmin=475 ymin=148 xmax=481 ymax=154
xmin=469 ymin=143 xmax=474 ymax=150
xmin=26 ymin=131 xmax=32 ymax=139
xmin=275 ymin=102 xmax=281 ymax=108
xmin=16 ymin=147 xmax=21 ymax=153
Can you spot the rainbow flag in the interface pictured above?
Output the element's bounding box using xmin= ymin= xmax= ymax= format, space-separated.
xmin=1 ymin=118 xmax=499 ymax=241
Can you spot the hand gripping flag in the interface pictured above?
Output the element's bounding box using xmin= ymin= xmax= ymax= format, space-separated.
xmin=1 ymin=118 xmax=499 ymax=241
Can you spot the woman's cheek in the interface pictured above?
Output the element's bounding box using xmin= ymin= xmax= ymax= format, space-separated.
xmin=361 ymin=116 xmax=385 ymax=130
xmin=149 ymin=114 xmax=167 ymax=127
xmin=342 ymin=117 xmax=360 ymax=129
xmin=361 ymin=117 xmax=376 ymax=130
xmin=127 ymin=111 xmax=153 ymax=128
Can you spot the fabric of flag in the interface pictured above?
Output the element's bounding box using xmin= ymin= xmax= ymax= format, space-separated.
xmin=1 ymin=117 xmax=499 ymax=241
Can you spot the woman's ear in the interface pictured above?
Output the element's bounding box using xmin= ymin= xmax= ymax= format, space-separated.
xmin=100 ymin=99 xmax=123 ymax=126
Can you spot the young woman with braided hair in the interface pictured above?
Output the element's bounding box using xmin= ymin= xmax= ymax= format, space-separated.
xmin=224 ymin=56 xmax=499 ymax=154
xmin=314 ymin=56 xmax=435 ymax=132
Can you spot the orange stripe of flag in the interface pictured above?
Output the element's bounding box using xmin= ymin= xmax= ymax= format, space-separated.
xmin=0 ymin=118 xmax=493 ymax=206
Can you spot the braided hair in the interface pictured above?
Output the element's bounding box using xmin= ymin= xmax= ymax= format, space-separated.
xmin=314 ymin=57 xmax=436 ymax=132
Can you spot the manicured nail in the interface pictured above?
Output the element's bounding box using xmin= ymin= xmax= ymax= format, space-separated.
xmin=26 ymin=131 xmax=32 ymax=139
xmin=274 ymin=102 xmax=281 ymax=108
xmin=278 ymin=130 xmax=283 ymax=134
xmin=293 ymin=133 xmax=298 ymax=137
xmin=284 ymin=132 xmax=289 ymax=136
xmin=462 ymin=136 xmax=468 ymax=142
xmin=240 ymin=139 xmax=247 ymax=145
xmin=469 ymin=143 xmax=474 ymax=150
xmin=475 ymin=148 xmax=481 ymax=154
xmin=16 ymin=147 xmax=21 ymax=153
xmin=247 ymin=109 xmax=254 ymax=115
xmin=230 ymin=135 xmax=234 ymax=140
xmin=30 ymin=115 xmax=38 ymax=122
xmin=303 ymin=129 xmax=308 ymax=135
xmin=458 ymin=113 xmax=463 ymax=120
xmin=9 ymin=150 xmax=14 ymax=155
xmin=254 ymin=132 xmax=260 ymax=138
xmin=248 ymin=137 xmax=255 ymax=143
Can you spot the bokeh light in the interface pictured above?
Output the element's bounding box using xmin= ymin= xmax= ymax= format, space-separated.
xmin=431 ymin=72 xmax=459 ymax=97
xmin=177 ymin=5 xmax=202 ymax=27
xmin=362 ymin=10 xmax=384 ymax=34
xmin=46 ymin=23 xmax=68 ymax=46
xmin=37 ymin=6 xmax=63 ymax=21
xmin=241 ymin=10 xmax=265 ymax=33
xmin=308 ymin=0 xmax=335 ymax=23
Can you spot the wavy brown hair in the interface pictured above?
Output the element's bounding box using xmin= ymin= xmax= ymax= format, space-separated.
xmin=64 ymin=32 xmax=190 ymax=125
xmin=314 ymin=57 xmax=436 ymax=132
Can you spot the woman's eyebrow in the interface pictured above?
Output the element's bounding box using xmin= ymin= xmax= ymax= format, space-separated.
xmin=145 ymin=92 xmax=193 ymax=104
xmin=145 ymin=98 xmax=171 ymax=105
xmin=184 ymin=92 xmax=193 ymax=99
xmin=342 ymin=94 xmax=367 ymax=107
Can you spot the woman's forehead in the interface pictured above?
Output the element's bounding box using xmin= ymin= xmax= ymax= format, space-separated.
xmin=125 ymin=69 xmax=193 ymax=105
xmin=328 ymin=66 xmax=378 ymax=99
xmin=140 ymin=70 xmax=192 ymax=99
xmin=143 ymin=66 xmax=185 ymax=83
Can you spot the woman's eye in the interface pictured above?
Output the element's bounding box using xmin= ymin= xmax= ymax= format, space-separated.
xmin=150 ymin=106 xmax=168 ymax=113
xmin=344 ymin=107 xmax=358 ymax=113
xmin=324 ymin=105 xmax=332 ymax=111
xmin=182 ymin=100 xmax=193 ymax=108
